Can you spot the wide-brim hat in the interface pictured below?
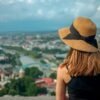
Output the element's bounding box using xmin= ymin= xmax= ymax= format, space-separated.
xmin=58 ymin=17 xmax=99 ymax=52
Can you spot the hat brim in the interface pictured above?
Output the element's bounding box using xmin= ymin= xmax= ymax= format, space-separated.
xmin=58 ymin=27 xmax=98 ymax=52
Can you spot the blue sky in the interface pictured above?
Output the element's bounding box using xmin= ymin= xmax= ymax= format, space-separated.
xmin=0 ymin=0 xmax=100 ymax=32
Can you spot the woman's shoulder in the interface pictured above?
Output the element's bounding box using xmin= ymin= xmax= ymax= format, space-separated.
xmin=57 ymin=64 xmax=71 ymax=84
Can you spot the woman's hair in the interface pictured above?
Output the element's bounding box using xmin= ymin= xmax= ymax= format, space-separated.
xmin=62 ymin=48 xmax=100 ymax=76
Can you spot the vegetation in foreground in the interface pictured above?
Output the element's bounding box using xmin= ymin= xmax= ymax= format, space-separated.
xmin=0 ymin=67 xmax=56 ymax=97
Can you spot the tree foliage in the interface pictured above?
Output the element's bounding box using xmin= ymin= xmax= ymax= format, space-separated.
xmin=0 ymin=76 xmax=47 ymax=96
xmin=49 ymin=72 xmax=57 ymax=79
xmin=25 ymin=67 xmax=43 ymax=79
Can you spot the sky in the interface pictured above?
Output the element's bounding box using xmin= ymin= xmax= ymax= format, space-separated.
xmin=0 ymin=0 xmax=100 ymax=32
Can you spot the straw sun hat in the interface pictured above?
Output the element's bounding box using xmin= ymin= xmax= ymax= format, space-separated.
xmin=58 ymin=17 xmax=99 ymax=52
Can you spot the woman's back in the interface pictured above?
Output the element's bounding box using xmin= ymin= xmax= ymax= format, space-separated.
xmin=67 ymin=74 xmax=100 ymax=100
xmin=65 ymin=50 xmax=100 ymax=100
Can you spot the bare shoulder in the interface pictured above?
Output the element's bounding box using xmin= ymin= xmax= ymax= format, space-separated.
xmin=57 ymin=65 xmax=71 ymax=84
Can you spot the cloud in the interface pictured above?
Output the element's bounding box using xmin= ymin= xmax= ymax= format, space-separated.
xmin=26 ymin=0 xmax=35 ymax=4
xmin=37 ymin=9 xmax=44 ymax=16
xmin=18 ymin=0 xmax=24 ymax=2
xmin=97 ymin=6 xmax=100 ymax=11
xmin=40 ymin=0 xmax=45 ymax=3
xmin=0 ymin=0 xmax=100 ymax=26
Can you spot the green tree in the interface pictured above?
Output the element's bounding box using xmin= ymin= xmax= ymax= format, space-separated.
xmin=4 ymin=77 xmax=33 ymax=96
xmin=27 ymin=83 xmax=47 ymax=96
xmin=25 ymin=67 xmax=43 ymax=79
xmin=0 ymin=88 xmax=8 ymax=96
xmin=50 ymin=91 xmax=56 ymax=96
xmin=27 ymin=83 xmax=39 ymax=96
xmin=1 ymin=76 xmax=47 ymax=96
xmin=8 ymin=89 xmax=18 ymax=96
xmin=49 ymin=72 xmax=57 ymax=79
xmin=37 ymin=87 xmax=47 ymax=95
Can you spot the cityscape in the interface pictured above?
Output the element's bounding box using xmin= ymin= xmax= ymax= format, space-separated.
xmin=0 ymin=31 xmax=70 ymax=97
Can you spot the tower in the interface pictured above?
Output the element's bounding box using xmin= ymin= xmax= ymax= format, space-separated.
xmin=19 ymin=68 xmax=25 ymax=78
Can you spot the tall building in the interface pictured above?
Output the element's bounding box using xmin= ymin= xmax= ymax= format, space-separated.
xmin=19 ymin=68 xmax=25 ymax=78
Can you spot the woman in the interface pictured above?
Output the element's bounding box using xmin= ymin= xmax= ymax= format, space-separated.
xmin=56 ymin=17 xmax=100 ymax=100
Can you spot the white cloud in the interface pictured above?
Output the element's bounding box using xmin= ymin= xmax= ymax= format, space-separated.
xmin=18 ymin=0 xmax=24 ymax=2
xmin=8 ymin=0 xmax=15 ymax=4
xmin=63 ymin=8 xmax=68 ymax=13
xmin=37 ymin=9 xmax=44 ymax=16
xmin=97 ymin=6 xmax=100 ymax=11
xmin=47 ymin=10 xmax=56 ymax=19
xmin=0 ymin=0 xmax=14 ymax=5
xmin=40 ymin=0 xmax=45 ymax=3
xmin=92 ymin=7 xmax=100 ymax=19
xmin=0 ymin=0 xmax=100 ymax=26
xmin=67 ymin=0 xmax=99 ymax=20
xmin=27 ymin=0 xmax=33 ymax=4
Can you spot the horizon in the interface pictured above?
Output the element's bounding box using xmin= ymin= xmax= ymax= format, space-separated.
xmin=0 ymin=28 xmax=100 ymax=34
xmin=0 ymin=30 xmax=57 ymax=33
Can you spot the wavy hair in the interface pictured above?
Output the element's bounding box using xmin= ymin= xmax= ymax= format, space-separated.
xmin=62 ymin=48 xmax=100 ymax=76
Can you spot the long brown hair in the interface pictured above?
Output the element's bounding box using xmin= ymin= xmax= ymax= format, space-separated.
xmin=62 ymin=48 xmax=100 ymax=76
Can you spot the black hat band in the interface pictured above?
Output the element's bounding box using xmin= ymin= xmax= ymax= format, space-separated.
xmin=63 ymin=24 xmax=98 ymax=48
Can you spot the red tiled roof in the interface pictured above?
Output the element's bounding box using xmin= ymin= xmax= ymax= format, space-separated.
xmin=35 ymin=78 xmax=53 ymax=85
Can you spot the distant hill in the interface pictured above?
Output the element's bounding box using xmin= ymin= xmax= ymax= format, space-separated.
xmin=0 ymin=30 xmax=57 ymax=36
xmin=0 ymin=28 xmax=99 ymax=36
